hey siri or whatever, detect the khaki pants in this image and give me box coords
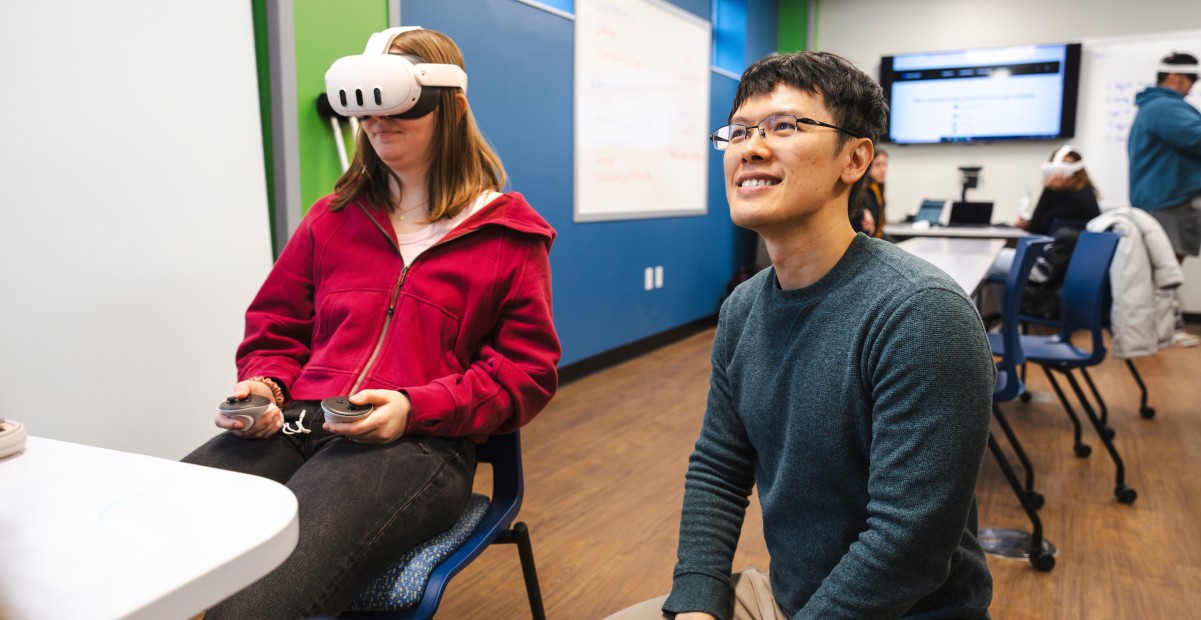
[605,569,786,620]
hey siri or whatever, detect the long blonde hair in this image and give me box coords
[330,28,507,220]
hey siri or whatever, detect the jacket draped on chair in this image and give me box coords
[1086,207,1183,358]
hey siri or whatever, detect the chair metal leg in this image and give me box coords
[1062,370,1138,504]
[1125,358,1156,419]
[981,434,1056,571]
[496,522,546,620]
[992,404,1042,508]
[1040,365,1091,457]
[1078,368,1115,439]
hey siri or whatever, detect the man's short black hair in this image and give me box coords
[730,51,889,208]
[1158,51,1199,84]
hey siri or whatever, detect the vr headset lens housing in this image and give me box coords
[1041,145,1084,181]
[324,28,467,120]
[1041,161,1085,180]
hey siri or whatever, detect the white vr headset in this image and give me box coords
[1157,62,1200,75]
[325,26,467,119]
[1041,144,1085,180]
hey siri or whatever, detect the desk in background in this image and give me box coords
[897,237,1006,295]
[886,223,1028,241]
[0,436,298,620]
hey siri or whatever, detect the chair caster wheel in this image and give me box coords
[1025,492,1045,510]
[1074,443,1092,458]
[1020,392,1032,403]
[1101,426,1116,440]
[1115,485,1138,504]
[1030,551,1055,572]
[1140,406,1156,419]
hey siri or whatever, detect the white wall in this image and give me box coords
[0,0,273,459]
[815,0,1201,310]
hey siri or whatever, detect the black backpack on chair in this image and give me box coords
[1020,228,1081,321]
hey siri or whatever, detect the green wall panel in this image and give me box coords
[294,0,388,213]
[778,0,807,52]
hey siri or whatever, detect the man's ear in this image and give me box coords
[842,138,874,185]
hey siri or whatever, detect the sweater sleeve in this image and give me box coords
[797,287,995,619]
[663,301,758,618]
[402,235,560,437]
[235,212,318,392]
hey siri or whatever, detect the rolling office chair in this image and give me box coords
[1003,232,1137,504]
[341,431,546,620]
[1018,224,1157,422]
[981,235,1056,572]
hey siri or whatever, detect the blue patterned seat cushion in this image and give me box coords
[349,493,492,611]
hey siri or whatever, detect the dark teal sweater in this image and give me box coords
[666,234,994,619]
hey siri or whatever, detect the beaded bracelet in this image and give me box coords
[249,376,286,407]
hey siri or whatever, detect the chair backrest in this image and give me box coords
[995,235,1052,402]
[1057,231,1121,362]
[1001,236,1055,366]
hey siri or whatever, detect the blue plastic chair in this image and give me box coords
[1016,226,1157,421]
[341,431,546,619]
[983,235,1056,572]
[1002,232,1137,504]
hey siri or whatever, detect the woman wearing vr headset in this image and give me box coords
[183,27,560,618]
[1015,145,1101,235]
[987,146,1101,283]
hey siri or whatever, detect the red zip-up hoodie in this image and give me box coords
[236,191,560,440]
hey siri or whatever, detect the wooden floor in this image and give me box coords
[435,326,1201,620]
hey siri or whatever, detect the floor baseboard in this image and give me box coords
[559,315,718,385]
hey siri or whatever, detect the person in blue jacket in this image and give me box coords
[1128,51,1201,348]
[1128,51,1201,264]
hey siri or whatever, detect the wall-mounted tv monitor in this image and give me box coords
[880,42,1081,144]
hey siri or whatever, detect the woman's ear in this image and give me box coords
[454,92,467,119]
[842,138,874,185]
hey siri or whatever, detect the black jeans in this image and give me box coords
[182,400,476,619]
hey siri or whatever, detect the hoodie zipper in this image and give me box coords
[350,264,408,394]
[349,201,484,394]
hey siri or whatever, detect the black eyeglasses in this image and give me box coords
[710,114,863,151]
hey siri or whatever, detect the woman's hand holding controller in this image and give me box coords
[323,390,412,444]
[216,380,284,439]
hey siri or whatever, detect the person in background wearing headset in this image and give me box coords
[182,27,560,618]
[851,147,888,237]
[609,50,994,620]
[984,145,1101,292]
[1128,51,1201,347]
[1016,145,1101,235]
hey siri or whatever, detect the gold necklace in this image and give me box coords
[394,203,427,222]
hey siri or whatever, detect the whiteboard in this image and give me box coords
[574,0,711,222]
[1074,31,1201,208]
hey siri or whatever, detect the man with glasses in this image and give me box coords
[608,51,994,620]
[1128,52,1201,347]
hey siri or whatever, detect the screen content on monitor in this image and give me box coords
[881,43,1080,144]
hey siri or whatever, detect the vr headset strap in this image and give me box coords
[363,26,424,55]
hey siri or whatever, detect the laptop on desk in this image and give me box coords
[913,199,946,226]
[948,201,994,227]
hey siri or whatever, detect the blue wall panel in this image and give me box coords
[404,0,768,366]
